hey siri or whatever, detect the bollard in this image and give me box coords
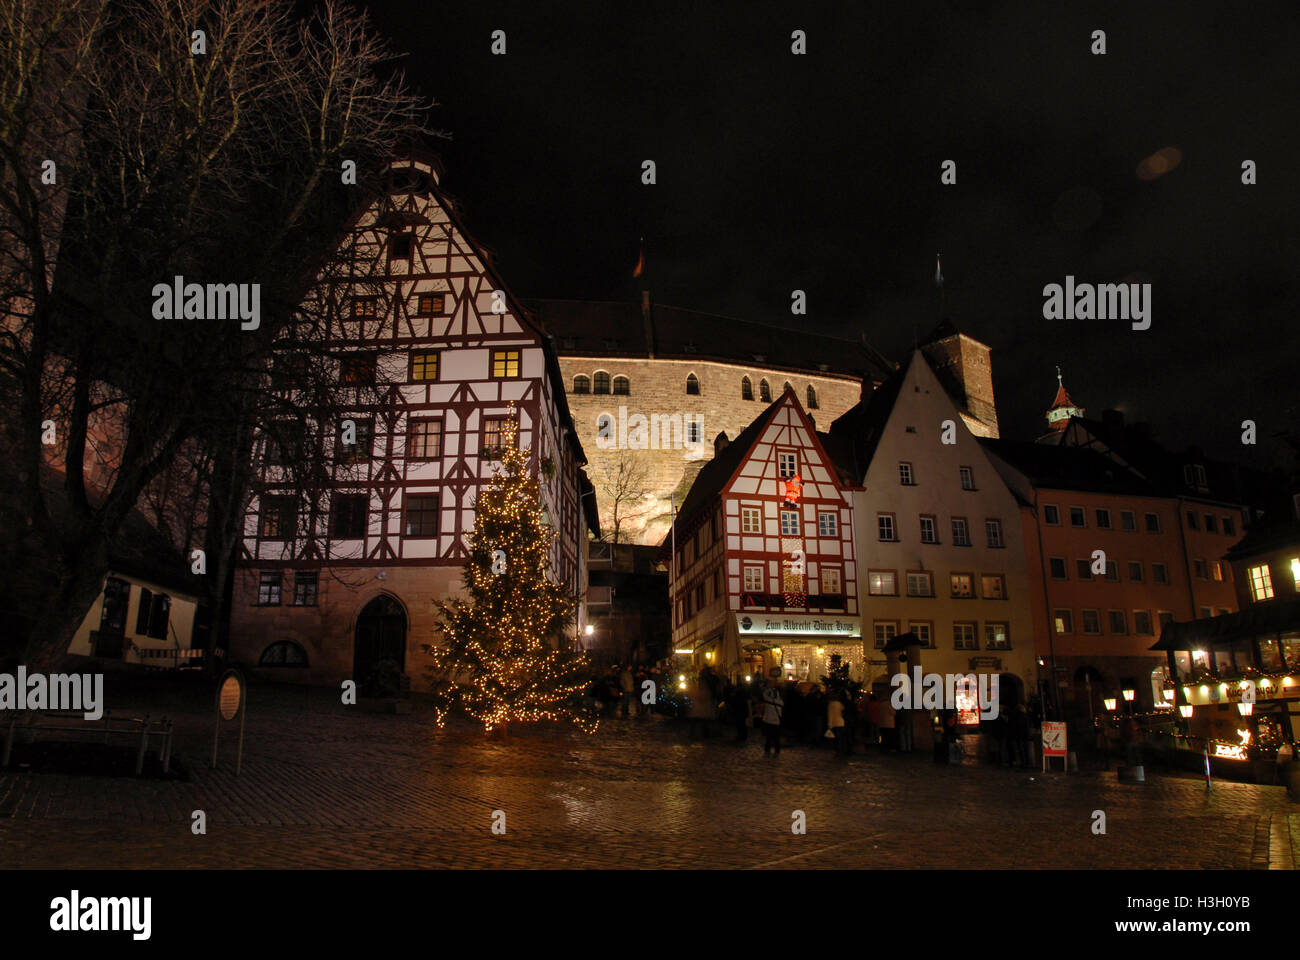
[1067,750,1078,773]
[135,714,150,776]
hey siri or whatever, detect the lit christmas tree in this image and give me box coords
[424,410,597,733]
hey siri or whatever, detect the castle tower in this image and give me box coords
[918,320,1000,438]
[1042,366,1085,438]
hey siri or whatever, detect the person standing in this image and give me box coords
[828,692,848,755]
[619,664,635,718]
[761,669,784,756]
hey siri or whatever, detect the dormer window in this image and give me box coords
[1183,463,1208,490]
[390,232,414,260]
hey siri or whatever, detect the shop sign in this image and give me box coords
[736,614,860,638]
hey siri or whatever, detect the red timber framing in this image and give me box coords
[240,153,591,597]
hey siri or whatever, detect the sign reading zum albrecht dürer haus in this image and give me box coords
[736,614,861,638]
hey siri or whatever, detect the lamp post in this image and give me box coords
[1122,687,1136,716]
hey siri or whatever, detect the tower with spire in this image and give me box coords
[1041,366,1085,441]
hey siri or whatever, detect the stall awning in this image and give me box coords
[1150,599,1300,651]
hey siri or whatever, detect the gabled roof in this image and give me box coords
[1223,515,1300,562]
[825,354,911,483]
[666,393,789,540]
[526,297,892,382]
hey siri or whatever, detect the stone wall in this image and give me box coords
[558,355,863,546]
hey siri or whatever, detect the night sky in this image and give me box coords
[362,0,1298,463]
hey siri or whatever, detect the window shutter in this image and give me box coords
[149,594,171,639]
[135,588,153,635]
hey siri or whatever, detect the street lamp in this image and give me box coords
[1179,704,1194,718]
[1103,697,1118,712]
[1237,702,1254,716]
[1122,687,1135,715]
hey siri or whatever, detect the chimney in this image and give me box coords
[714,432,730,456]
[641,290,655,358]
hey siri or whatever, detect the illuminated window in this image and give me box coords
[1249,564,1274,601]
[1053,610,1073,634]
[350,298,378,319]
[416,293,444,315]
[981,574,1006,599]
[259,496,297,539]
[483,417,511,453]
[339,353,376,384]
[491,350,521,378]
[821,568,841,595]
[1212,561,1224,582]
[743,566,764,592]
[741,507,762,534]
[408,418,442,459]
[868,571,897,596]
[950,573,974,598]
[984,622,1010,650]
[1292,558,1300,591]
[410,351,439,382]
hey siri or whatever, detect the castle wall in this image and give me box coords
[557,356,862,546]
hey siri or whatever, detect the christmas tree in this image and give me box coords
[424,410,597,733]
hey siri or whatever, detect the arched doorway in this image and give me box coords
[354,595,407,685]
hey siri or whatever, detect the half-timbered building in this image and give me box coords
[229,155,598,690]
[666,388,861,681]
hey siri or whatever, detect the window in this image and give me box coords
[1224,516,1236,536]
[694,583,705,611]
[868,570,897,596]
[908,622,933,648]
[408,418,442,460]
[744,566,764,593]
[404,493,439,537]
[783,381,793,396]
[350,297,378,319]
[592,371,611,394]
[821,568,841,595]
[491,349,521,379]
[1211,561,1224,582]
[483,417,512,453]
[985,519,1003,548]
[293,572,318,606]
[410,351,439,382]
[340,352,376,384]
[1053,610,1073,634]
[807,385,819,410]
[337,418,373,465]
[952,517,970,546]
[1204,514,1217,533]
[778,452,798,479]
[330,493,368,539]
[899,462,915,485]
[257,573,281,606]
[685,373,699,395]
[959,466,975,490]
[612,376,630,396]
[98,578,130,636]
[1152,562,1169,584]
[1199,606,1213,619]
[1043,504,1060,525]
[134,588,171,638]
[907,571,933,597]
[984,622,1010,649]
[741,507,762,534]
[1157,611,1175,628]
[780,510,800,536]
[1133,610,1153,635]
[1069,507,1086,527]
[953,622,977,650]
[919,515,937,544]
[259,495,297,539]
[416,293,444,315]
[1248,564,1274,601]
[1075,559,1093,580]
[1193,559,1207,579]
[1096,508,1111,529]
[1104,561,1119,582]
[685,421,701,445]
[1108,610,1128,634]
[1186,511,1199,530]
[874,621,898,648]
[259,640,309,666]
[573,375,590,394]
[1184,463,1208,489]
[980,574,1006,599]
[1144,512,1160,532]
[950,573,974,598]
[1293,558,1300,591]
[759,379,771,402]
[1081,609,1101,634]
[1120,510,1137,531]
[1049,557,1067,579]
[389,232,413,260]
[878,514,896,541]
[1127,561,1144,582]
[741,377,753,400]
[818,512,838,537]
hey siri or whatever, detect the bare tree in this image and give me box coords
[594,449,652,558]
[0,0,432,667]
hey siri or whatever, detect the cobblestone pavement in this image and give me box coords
[0,684,1295,869]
